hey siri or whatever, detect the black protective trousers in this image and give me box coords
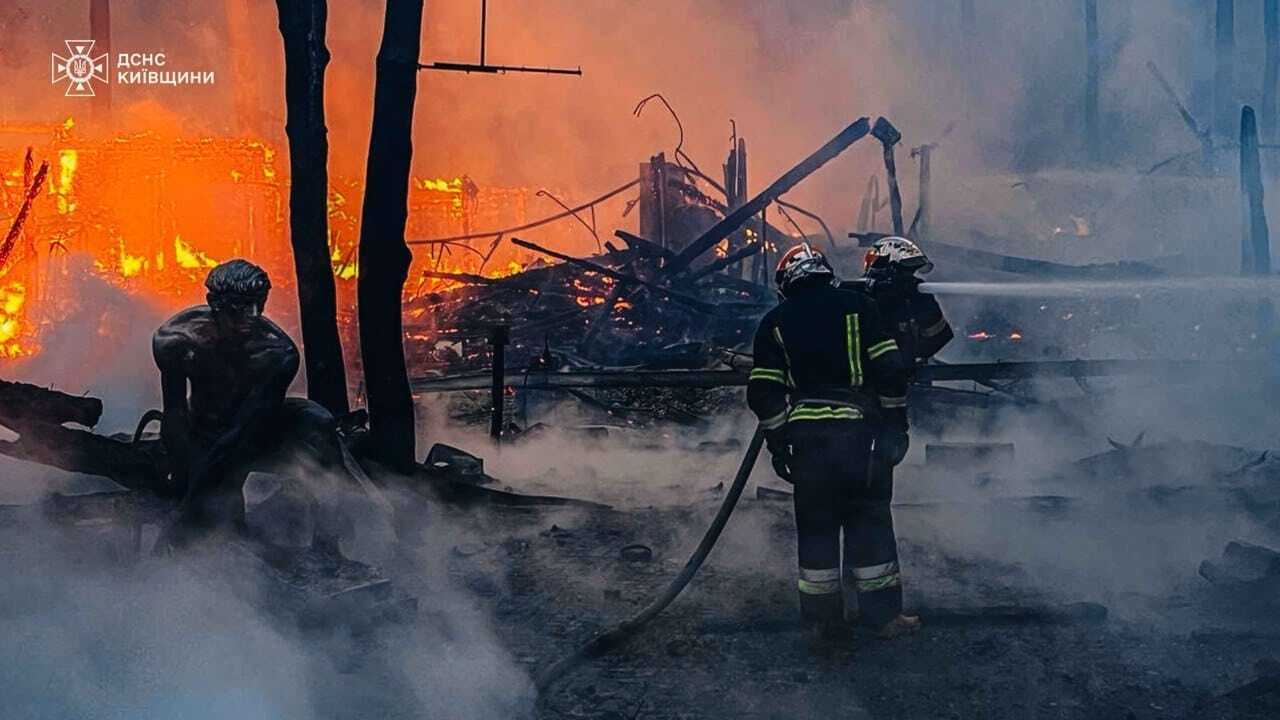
[789,421,903,627]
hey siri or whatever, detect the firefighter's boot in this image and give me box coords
[876,613,922,640]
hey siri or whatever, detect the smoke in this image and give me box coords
[8,254,165,433]
[4,2,1280,710]
[0,473,535,719]
[0,2,1223,225]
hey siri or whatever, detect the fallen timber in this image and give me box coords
[0,378,608,511]
[662,117,871,277]
[509,237,718,313]
[410,359,1213,393]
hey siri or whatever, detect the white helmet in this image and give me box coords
[863,236,933,275]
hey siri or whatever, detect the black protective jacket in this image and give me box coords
[842,275,953,368]
[747,282,910,433]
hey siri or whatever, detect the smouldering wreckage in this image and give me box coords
[3,112,1280,703]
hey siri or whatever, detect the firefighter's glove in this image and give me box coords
[869,272,921,299]
[876,429,910,467]
[765,429,794,483]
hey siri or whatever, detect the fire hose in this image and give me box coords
[534,426,765,694]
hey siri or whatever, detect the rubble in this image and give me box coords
[1200,541,1280,589]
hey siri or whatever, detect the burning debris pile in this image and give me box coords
[399,118,876,382]
[404,234,772,374]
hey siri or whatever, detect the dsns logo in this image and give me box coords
[51,40,109,97]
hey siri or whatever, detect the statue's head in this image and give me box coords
[205,259,271,333]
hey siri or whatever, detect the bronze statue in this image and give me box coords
[152,259,344,550]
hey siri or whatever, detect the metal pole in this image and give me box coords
[480,0,487,67]
[489,325,508,440]
[759,203,769,284]
[1084,0,1100,163]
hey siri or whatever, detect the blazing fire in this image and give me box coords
[0,118,576,362]
[0,282,32,358]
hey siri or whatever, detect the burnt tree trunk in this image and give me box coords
[1216,0,1236,140]
[276,0,350,418]
[1266,0,1279,141]
[1083,0,1100,164]
[357,0,423,471]
[1240,106,1271,274]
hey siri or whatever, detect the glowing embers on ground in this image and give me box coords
[966,328,1023,342]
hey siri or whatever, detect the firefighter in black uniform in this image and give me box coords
[846,236,953,370]
[747,243,921,641]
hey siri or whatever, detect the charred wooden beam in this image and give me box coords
[0,162,48,268]
[1146,61,1214,168]
[687,243,762,282]
[0,380,169,492]
[509,237,717,313]
[0,379,103,428]
[871,117,905,236]
[661,118,870,277]
[0,425,171,496]
[613,230,674,261]
[909,144,934,240]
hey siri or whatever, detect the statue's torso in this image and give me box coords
[154,306,299,434]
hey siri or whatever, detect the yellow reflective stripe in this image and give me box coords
[855,573,902,592]
[788,407,863,421]
[867,339,898,360]
[749,367,787,384]
[783,407,865,417]
[798,578,841,595]
[846,313,862,387]
[800,568,841,582]
[759,410,788,430]
[772,326,795,387]
[851,560,899,580]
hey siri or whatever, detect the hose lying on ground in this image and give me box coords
[534,427,766,693]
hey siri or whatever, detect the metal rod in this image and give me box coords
[411,360,1216,394]
[421,61,582,75]
[759,203,769,284]
[480,0,487,67]
[489,325,509,440]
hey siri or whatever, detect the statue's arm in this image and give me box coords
[193,343,299,482]
[152,329,194,484]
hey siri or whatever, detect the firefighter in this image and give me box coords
[747,243,921,641]
[848,236,953,369]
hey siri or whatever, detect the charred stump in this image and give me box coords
[1240,106,1270,275]
[357,0,423,471]
[1266,0,1279,141]
[1215,0,1236,140]
[1083,0,1100,163]
[276,0,350,417]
